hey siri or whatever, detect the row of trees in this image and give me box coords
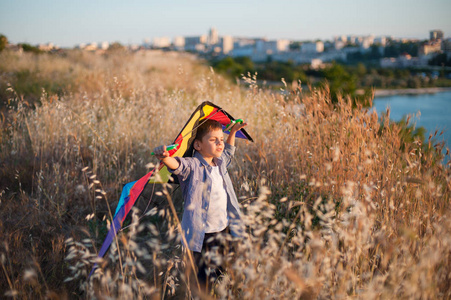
[0,33,45,54]
[211,56,310,83]
[211,56,451,102]
[429,53,451,67]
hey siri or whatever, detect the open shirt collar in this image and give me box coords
[193,151,223,169]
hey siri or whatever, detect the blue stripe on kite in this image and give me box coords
[114,181,137,217]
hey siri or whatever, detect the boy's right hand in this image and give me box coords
[153,145,170,160]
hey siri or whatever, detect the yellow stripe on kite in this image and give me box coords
[172,109,201,158]
[199,104,214,121]
[148,166,172,184]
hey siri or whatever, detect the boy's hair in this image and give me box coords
[194,119,223,141]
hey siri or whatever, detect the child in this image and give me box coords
[153,119,247,288]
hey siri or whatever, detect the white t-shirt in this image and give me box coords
[205,166,229,233]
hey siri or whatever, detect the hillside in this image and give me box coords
[1,49,450,299]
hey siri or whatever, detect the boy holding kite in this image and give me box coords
[153,119,248,289]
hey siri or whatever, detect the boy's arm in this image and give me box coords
[226,121,248,146]
[153,145,180,170]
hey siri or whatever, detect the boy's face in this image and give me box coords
[194,128,224,159]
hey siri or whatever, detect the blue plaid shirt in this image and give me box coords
[169,143,243,252]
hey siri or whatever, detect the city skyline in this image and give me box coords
[1,0,451,48]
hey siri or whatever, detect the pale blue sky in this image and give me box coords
[1,0,450,47]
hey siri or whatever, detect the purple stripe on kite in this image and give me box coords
[89,205,126,277]
[223,129,247,140]
[236,130,247,139]
[222,124,248,140]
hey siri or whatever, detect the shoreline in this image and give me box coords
[374,87,451,97]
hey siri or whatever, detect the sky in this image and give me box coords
[1,0,451,48]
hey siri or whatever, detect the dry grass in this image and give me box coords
[1,49,450,299]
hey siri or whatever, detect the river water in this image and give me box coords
[373,91,451,152]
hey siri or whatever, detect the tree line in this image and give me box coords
[210,56,451,103]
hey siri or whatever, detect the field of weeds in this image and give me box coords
[1,49,451,299]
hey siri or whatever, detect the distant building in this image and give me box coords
[6,43,23,53]
[359,35,374,49]
[230,38,255,57]
[193,44,206,52]
[443,38,451,54]
[380,57,397,68]
[153,37,171,48]
[212,46,222,54]
[173,36,185,49]
[334,40,346,50]
[38,43,57,51]
[347,35,359,44]
[318,50,347,62]
[229,38,290,60]
[100,41,109,50]
[185,36,205,46]
[271,51,299,63]
[374,36,387,46]
[276,39,290,52]
[208,27,219,45]
[334,35,347,43]
[84,42,98,51]
[185,35,207,51]
[230,45,254,57]
[255,39,274,54]
[221,35,234,54]
[301,41,324,54]
[419,40,442,55]
[380,54,428,68]
[234,38,255,48]
[311,58,324,69]
[430,30,444,41]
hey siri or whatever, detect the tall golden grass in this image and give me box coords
[1,49,450,299]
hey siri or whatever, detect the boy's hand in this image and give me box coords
[153,145,170,160]
[153,145,180,170]
[229,121,248,134]
[226,120,248,147]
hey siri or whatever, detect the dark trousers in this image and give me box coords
[192,227,230,288]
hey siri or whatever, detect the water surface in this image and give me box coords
[373,91,451,150]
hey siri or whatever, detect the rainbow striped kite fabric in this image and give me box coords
[90,101,253,276]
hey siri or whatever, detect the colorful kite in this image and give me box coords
[90,101,253,276]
